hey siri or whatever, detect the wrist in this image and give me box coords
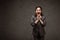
[35,20,38,24]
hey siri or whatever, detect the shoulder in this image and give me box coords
[31,15,35,18]
[43,16,46,18]
[31,15,36,20]
[42,15,46,20]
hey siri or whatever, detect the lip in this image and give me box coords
[37,13,40,14]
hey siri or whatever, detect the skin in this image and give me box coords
[34,7,44,24]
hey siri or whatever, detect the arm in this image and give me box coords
[40,19,44,24]
[31,15,39,27]
[40,16,46,27]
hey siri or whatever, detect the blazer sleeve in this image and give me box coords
[30,15,36,27]
[41,16,47,27]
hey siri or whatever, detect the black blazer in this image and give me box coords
[31,15,46,36]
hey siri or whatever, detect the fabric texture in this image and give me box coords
[31,15,46,40]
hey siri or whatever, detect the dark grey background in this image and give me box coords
[0,0,60,40]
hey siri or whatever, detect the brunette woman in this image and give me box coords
[31,6,46,40]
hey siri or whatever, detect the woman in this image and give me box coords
[31,6,46,40]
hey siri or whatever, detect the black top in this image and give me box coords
[31,15,46,27]
[31,15,46,36]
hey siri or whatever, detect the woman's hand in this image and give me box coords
[37,14,42,20]
[34,14,41,24]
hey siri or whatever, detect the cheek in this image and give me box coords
[40,11,41,13]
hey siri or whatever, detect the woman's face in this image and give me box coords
[35,7,42,15]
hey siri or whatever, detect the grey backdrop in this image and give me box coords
[0,0,60,40]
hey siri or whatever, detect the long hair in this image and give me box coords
[34,6,43,17]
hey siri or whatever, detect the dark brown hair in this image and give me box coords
[35,6,43,17]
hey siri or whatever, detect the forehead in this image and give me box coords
[36,7,41,10]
